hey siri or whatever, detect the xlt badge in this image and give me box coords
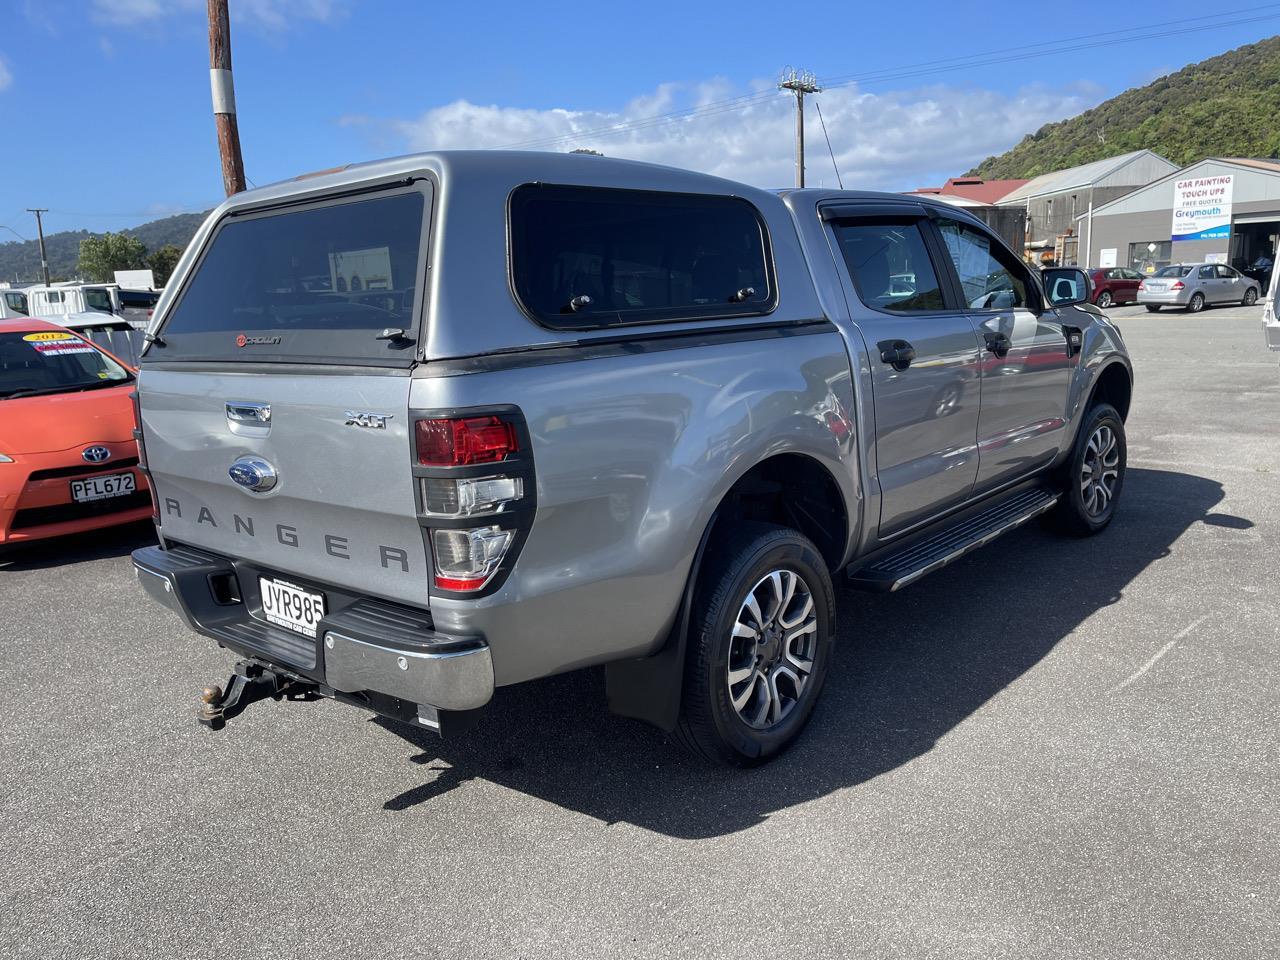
[344,411,392,429]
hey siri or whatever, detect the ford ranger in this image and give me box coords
[131,151,1132,766]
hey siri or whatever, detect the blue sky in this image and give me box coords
[1,0,1277,239]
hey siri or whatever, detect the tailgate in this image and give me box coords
[140,368,428,606]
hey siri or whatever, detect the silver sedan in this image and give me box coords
[1138,263,1260,313]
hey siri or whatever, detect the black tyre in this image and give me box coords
[675,524,835,766]
[1145,304,1161,313]
[1187,292,1205,313]
[1243,287,1259,306]
[1097,290,1113,308]
[1047,402,1126,536]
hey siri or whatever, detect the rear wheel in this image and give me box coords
[1145,304,1161,313]
[1243,287,1259,306]
[1187,292,1205,313]
[1097,290,1113,308]
[676,524,835,766]
[1047,403,1126,536]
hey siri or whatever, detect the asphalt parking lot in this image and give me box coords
[2,304,1277,960]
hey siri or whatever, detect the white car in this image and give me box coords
[1265,273,1280,351]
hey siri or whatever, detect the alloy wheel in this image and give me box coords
[726,569,818,729]
[1098,291,1112,308]
[1188,293,1204,313]
[1080,424,1120,517]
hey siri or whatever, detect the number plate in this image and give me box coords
[259,577,327,638]
[70,472,136,503]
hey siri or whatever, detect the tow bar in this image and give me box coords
[197,660,320,731]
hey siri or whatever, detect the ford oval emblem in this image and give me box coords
[228,456,278,493]
[82,445,111,464]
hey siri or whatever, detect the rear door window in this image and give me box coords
[154,187,429,364]
[509,184,774,328]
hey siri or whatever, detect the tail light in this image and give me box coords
[1137,280,1145,291]
[1171,281,1185,290]
[412,410,534,595]
[416,416,517,466]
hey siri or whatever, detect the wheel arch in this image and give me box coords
[604,451,849,731]
[1088,360,1132,422]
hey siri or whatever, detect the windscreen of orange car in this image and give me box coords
[0,331,132,400]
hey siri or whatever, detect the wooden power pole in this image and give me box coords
[779,68,822,189]
[26,208,50,286]
[208,0,247,196]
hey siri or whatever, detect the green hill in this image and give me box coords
[968,35,1280,179]
[0,210,208,285]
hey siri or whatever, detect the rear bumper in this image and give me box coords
[1137,289,1191,305]
[132,543,493,711]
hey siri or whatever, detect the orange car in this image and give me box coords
[0,318,151,545]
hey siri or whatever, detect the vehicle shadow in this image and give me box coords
[372,468,1240,838]
[0,521,156,572]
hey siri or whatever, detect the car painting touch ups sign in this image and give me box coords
[1171,175,1233,243]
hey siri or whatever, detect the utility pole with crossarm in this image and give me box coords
[779,68,822,189]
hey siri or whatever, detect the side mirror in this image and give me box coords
[1041,267,1092,307]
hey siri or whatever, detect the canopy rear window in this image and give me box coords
[152,188,428,364]
[509,184,774,329]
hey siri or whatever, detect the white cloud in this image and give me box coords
[0,57,10,92]
[90,0,343,28]
[354,79,1097,191]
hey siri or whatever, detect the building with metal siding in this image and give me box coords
[1079,158,1280,287]
[996,150,1179,264]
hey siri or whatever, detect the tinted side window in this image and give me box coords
[84,288,114,313]
[936,219,1028,310]
[1198,265,1215,280]
[4,292,27,315]
[1215,265,1236,279]
[510,185,772,328]
[831,219,946,313]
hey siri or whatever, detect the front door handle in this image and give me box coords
[877,339,917,371]
[984,331,1011,358]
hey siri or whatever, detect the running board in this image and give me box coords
[847,488,1059,592]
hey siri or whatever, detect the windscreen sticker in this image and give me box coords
[28,338,97,356]
[22,331,77,342]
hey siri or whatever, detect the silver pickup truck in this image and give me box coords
[131,151,1132,766]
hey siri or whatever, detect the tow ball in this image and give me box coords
[198,660,320,730]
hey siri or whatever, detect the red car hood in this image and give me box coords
[0,383,137,455]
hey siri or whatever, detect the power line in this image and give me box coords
[494,6,1280,151]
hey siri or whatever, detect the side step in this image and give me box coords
[847,487,1059,592]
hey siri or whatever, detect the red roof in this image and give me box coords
[909,177,1029,205]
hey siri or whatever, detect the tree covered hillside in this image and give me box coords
[0,211,207,284]
[968,35,1280,179]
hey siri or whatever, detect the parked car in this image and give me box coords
[0,318,151,546]
[0,288,29,319]
[1264,257,1280,352]
[1088,267,1143,308]
[130,151,1132,766]
[1138,263,1260,312]
[54,312,144,366]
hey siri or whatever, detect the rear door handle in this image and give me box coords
[984,331,1011,358]
[877,339,917,371]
